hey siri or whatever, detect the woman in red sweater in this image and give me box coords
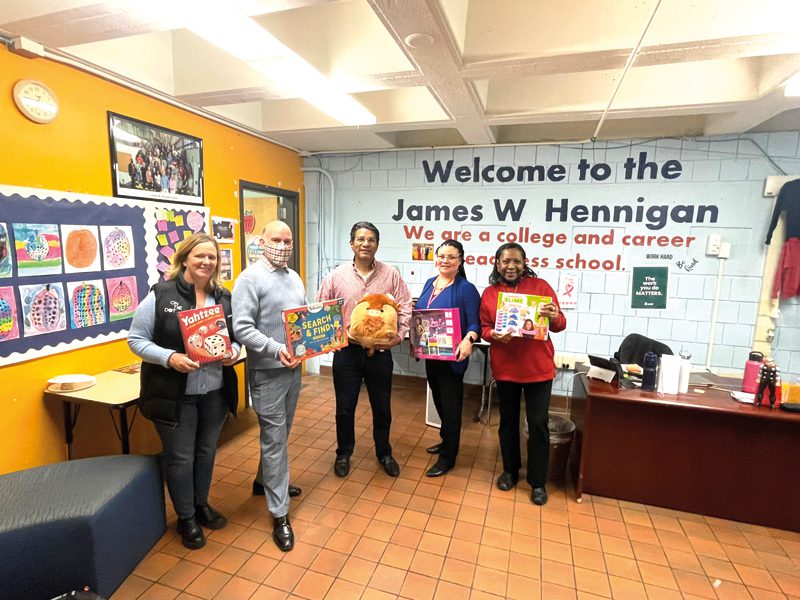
[480,243,566,505]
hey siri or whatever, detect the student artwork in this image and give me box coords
[154,208,207,279]
[0,286,20,342]
[12,223,62,276]
[243,210,255,235]
[211,216,235,243]
[61,224,102,273]
[0,223,12,278]
[67,280,107,329]
[20,282,66,337]
[100,225,135,270]
[246,236,262,264]
[106,276,139,321]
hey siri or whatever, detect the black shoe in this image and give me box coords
[531,486,548,506]
[379,455,400,477]
[177,516,206,549]
[426,443,443,454]
[273,515,294,552]
[334,455,350,478]
[195,504,227,530]
[425,461,452,478]
[252,480,265,496]
[288,484,302,498]
[496,472,518,491]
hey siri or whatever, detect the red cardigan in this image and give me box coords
[479,276,566,383]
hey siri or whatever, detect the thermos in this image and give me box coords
[642,351,657,391]
[678,350,692,394]
[742,351,764,393]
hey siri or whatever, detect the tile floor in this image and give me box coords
[113,374,800,600]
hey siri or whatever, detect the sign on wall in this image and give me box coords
[630,266,669,309]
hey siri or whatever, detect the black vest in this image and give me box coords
[138,274,238,426]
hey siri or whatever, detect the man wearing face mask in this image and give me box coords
[232,220,305,552]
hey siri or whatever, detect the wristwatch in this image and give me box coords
[466,333,479,343]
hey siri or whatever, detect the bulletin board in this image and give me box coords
[0,185,208,366]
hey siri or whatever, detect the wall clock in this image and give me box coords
[12,79,59,124]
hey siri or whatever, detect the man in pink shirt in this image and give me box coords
[317,221,412,478]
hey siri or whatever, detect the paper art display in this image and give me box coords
[13,223,62,276]
[67,280,107,329]
[100,225,135,270]
[410,308,462,360]
[0,223,12,278]
[106,276,139,321]
[154,208,207,279]
[61,225,102,273]
[0,286,20,341]
[283,299,347,360]
[20,282,66,337]
[494,292,551,340]
[178,304,233,363]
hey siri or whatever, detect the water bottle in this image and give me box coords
[642,351,657,391]
[678,350,692,394]
[742,351,764,393]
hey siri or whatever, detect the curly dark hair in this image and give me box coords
[488,242,537,285]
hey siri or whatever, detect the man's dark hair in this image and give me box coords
[350,221,380,243]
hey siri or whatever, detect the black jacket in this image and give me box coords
[138,274,238,427]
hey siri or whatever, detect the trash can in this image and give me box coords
[547,414,576,481]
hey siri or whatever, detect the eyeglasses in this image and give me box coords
[437,254,460,262]
[354,237,378,244]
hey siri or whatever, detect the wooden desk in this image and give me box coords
[44,369,141,458]
[571,373,800,532]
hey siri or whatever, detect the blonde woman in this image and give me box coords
[129,233,240,549]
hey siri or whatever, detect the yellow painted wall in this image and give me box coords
[0,47,304,474]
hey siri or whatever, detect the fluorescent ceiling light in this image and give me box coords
[137,0,376,126]
[785,72,800,97]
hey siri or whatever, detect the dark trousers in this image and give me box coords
[426,360,464,467]
[332,345,394,458]
[496,379,552,487]
[153,389,228,519]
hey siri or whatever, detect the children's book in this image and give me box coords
[494,293,550,340]
[410,308,462,361]
[283,298,347,360]
[177,304,233,362]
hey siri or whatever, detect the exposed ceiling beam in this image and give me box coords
[368,0,494,145]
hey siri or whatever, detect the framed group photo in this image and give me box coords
[108,112,204,205]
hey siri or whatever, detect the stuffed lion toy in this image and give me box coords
[349,293,400,355]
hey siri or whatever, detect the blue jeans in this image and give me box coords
[332,345,394,459]
[154,389,228,519]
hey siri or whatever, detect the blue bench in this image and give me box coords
[0,454,166,600]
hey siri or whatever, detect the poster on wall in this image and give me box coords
[219,249,232,281]
[212,216,236,244]
[0,184,209,366]
[631,266,669,309]
[108,112,204,205]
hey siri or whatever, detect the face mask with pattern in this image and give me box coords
[263,240,293,268]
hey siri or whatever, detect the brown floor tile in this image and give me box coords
[293,570,334,600]
[134,551,180,581]
[215,575,260,600]
[399,571,437,600]
[368,563,406,594]
[184,567,231,598]
[432,580,471,600]
[323,578,364,600]
[573,565,611,596]
[338,556,377,586]
[309,549,349,577]
[159,560,206,590]
[236,554,279,584]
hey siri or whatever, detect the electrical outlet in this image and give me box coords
[705,234,721,256]
[718,242,731,259]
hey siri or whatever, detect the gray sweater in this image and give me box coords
[232,261,307,370]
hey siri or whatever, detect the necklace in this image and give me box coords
[427,276,453,308]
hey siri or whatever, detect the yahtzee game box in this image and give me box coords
[177,304,233,362]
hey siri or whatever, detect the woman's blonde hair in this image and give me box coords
[166,233,221,292]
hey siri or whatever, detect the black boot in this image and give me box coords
[195,504,227,530]
[177,516,205,549]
